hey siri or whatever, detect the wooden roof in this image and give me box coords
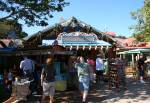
[23,17,116,46]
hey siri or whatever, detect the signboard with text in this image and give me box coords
[60,32,98,44]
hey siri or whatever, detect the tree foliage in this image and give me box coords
[130,0,150,42]
[0,0,69,26]
[0,20,28,38]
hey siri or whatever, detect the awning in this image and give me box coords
[42,39,111,50]
[42,31,112,50]
[126,49,150,54]
[61,40,111,46]
[117,49,150,55]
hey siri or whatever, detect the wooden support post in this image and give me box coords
[132,54,135,68]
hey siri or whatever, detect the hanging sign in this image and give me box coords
[60,32,98,44]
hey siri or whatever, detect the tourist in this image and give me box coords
[103,59,109,75]
[137,54,146,83]
[41,57,55,103]
[20,56,35,79]
[87,58,95,83]
[75,56,91,103]
[68,56,78,89]
[145,56,150,77]
[96,54,104,83]
[116,57,127,90]
[20,56,37,95]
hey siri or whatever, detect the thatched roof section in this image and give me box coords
[24,17,116,46]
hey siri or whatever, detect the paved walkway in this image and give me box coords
[27,77,150,103]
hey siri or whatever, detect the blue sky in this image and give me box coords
[22,0,144,37]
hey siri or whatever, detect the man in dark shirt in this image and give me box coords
[137,55,146,83]
[41,57,55,103]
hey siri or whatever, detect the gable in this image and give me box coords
[24,17,116,46]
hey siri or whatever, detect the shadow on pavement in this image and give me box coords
[27,78,150,103]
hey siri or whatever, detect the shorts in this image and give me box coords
[43,82,55,96]
[79,76,90,92]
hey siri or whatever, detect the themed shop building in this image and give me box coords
[22,17,116,89]
[24,17,116,57]
[0,17,117,90]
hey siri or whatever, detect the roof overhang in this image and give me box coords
[24,17,116,45]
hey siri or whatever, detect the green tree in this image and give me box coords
[0,20,28,38]
[130,0,150,42]
[0,0,69,39]
[0,0,69,26]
